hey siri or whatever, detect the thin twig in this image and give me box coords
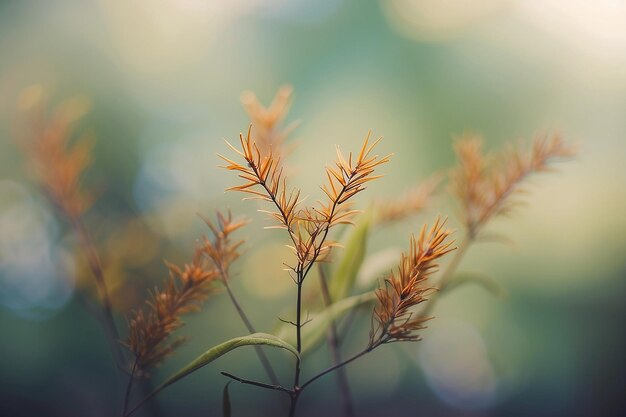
[301,338,384,391]
[289,164,349,417]
[221,372,293,395]
[121,360,137,417]
[223,280,280,385]
[71,216,125,369]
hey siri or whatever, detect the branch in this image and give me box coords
[221,372,293,395]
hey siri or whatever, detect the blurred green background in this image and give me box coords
[1,0,625,416]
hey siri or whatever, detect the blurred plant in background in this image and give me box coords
[7,84,575,417]
[1,1,625,417]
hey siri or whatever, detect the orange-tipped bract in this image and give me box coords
[372,217,455,343]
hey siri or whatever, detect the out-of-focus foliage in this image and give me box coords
[0,1,625,417]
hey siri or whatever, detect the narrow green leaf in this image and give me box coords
[275,292,376,355]
[328,214,371,301]
[355,247,402,290]
[139,333,297,408]
[222,382,232,417]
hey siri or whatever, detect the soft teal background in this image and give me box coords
[1,1,625,416]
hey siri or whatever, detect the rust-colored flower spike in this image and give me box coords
[319,131,391,227]
[220,126,302,231]
[15,86,95,219]
[372,217,455,343]
[199,210,249,281]
[123,244,219,374]
[220,127,389,277]
[374,174,441,225]
[452,134,575,237]
[240,85,298,158]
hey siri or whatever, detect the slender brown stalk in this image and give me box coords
[223,280,280,384]
[71,216,125,368]
[292,280,304,403]
[200,211,280,385]
[221,372,293,395]
[301,338,384,391]
[318,265,354,417]
[121,359,138,417]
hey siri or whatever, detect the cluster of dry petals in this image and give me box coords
[373,217,455,343]
[452,134,575,236]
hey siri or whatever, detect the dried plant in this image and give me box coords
[415,133,577,321]
[123,245,219,374]
[372,218,455,343]
[14,86,123,367]
[14,85,576,417]
[220,127,390,275]
[15,88,95,219]
[200,211,280,385]
[200,210,248,283]
[240,84,298,158]
[452,134,575,238]
[219,122,391,415]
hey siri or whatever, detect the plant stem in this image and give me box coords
[221,372,293,395]
[141,377,165,417]
[287,276,304,417]
[223,280,280,385]
[294,278,303,386]
[285,233,473,415]
[70,216,125,370]
[318,265,354,417]
[301,339,383,391]
[288,394,298,417]
[288,187,346,417]
[286,336,385,417]
[121,360,137,417]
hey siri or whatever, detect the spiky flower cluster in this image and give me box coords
[240,84,298,159]
[200,210,249,281]
[220,127,390,281]
[452,134,575,237]
[372,218,455,343]
[124,246,218,373]
[15,88,95,219]
[124,212,247,374]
